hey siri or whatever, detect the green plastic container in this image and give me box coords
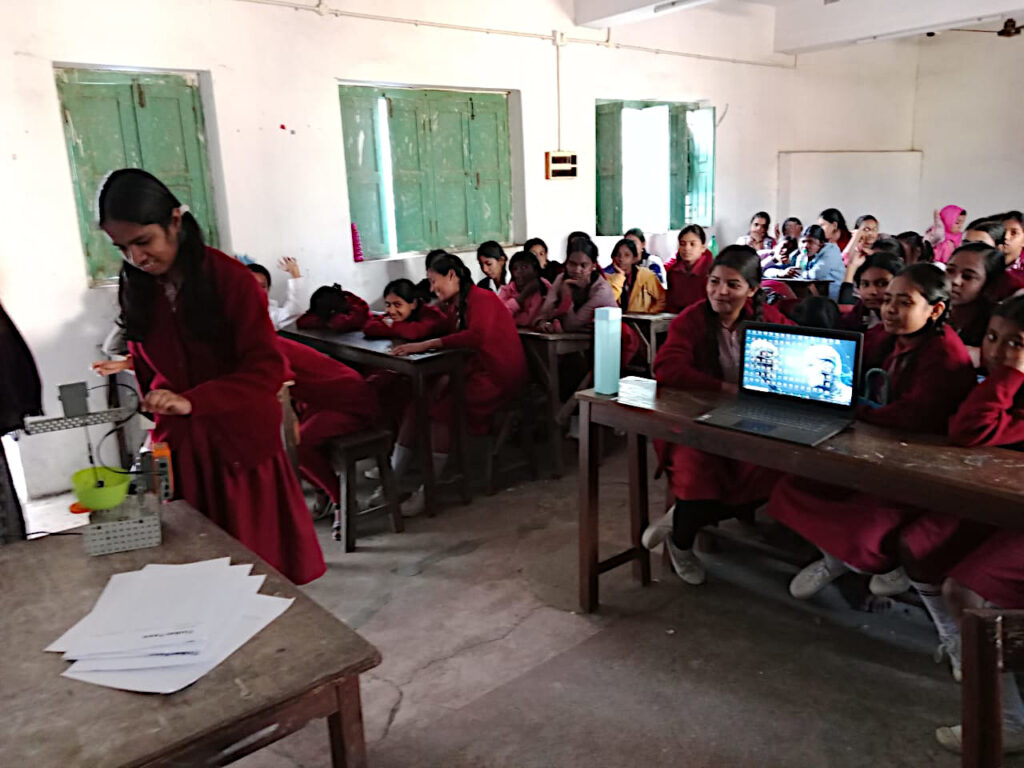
[72,467,131,510]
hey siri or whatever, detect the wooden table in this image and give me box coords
[771,278,832,299]
[623,312,677,372]
[280,325,470,514]
[577,377,1024,613]
[518,329,592,477]
[0,500,380,768]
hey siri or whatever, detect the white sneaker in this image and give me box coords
[934,638,962,683]
[935,723,1024,754]
[666,539,706,586]
[869,567,910,597]
[400,486,425,518]
[641,511,674,551]
[364,466,381,481]
[790,558,845,600]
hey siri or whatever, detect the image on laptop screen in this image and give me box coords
[741,326,858,406]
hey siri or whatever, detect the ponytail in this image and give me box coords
[428,253,473,329]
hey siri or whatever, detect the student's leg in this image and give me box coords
[297,411,360,505]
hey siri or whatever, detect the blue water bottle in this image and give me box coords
[594,307,622,396]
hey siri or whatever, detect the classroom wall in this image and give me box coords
[0,0,921,497]
[912,30,1024,225]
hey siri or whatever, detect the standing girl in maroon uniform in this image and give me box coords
[100,169,324,584]
[768,264,975,608]
[642,245,793,586]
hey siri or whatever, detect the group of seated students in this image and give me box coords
[633,203,1024,756]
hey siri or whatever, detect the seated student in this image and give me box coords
[641,245,793,586]
[246,257,309,330]
[665,224,713,313]
[1002,210,1024,273]
[525,236,564,283]
[966,215,1024,299]
[896,231,936,265]
[536,239,616,333]
[625,227,666,286]
[836,251,904,332]
[276,337,379,508]
[774,225,845,301]
[962,217,1005,249]
[363,278,452,340]
[604,238,667,314]
[391,254,526,502]
[841,214,880,265]
[761,237,798,272]
[818,208,853,253]
[926,204,966,264]
[735,211,775,252]
[296,283,369,332]
[946,243,1007,363]
[790,295,840,329]
[498,250,563,327]
[771,216,803,243]
[767,264,976,604]
[476,241,509,294]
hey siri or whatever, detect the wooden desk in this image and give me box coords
[0,501,380,768]
[280,325,470,514]
[577,377,1024,613]
[771,278,832,299]
[961,609,1024,768]
[518,329,592,477]
[623,312,677,371]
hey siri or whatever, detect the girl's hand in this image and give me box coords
[784,267,801,278]
[143,389,192,416]
[277,257,302,279]
[392,341,430,356]
[537,321,556,334]
[771,222,781,240]
[92,358,133,376]
[382,316,395,327]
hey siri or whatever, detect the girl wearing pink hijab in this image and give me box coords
[926,204,967,264]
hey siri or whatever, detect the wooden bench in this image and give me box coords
[328,428,403,552]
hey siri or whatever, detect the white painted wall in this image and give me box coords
[0,0,920,496]
[912,30,1024,225]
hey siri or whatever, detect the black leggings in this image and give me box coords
[671,499,761,550]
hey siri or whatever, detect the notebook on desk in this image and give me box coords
[697,322,863,446]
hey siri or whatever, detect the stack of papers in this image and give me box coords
[47,558,293,694]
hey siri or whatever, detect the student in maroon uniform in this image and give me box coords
[363,279,452,340]
[665,224,714,313]
[498,250,559,328]
[837,251,904,332]
[641,245,793,586]
[932,295,1024,755]
[296,283,369,332]
[946,243,1007,363]
[767,264,975,608]
[99,168,325,584]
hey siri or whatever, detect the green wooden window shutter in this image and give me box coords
[466,93,511,244]
[668,105,691,231]
[339,86,390,257]
[685,106,716,228]
[426,91,473,250]
[595,102,623,236]
[56,69,218,284]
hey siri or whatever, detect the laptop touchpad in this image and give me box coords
[735,419,777,434]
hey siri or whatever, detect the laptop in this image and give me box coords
[696,322,863,447]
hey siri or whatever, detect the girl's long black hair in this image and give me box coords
[874,263,952,374]
[896,231,935,264]
[702,245,765,379]
[99,168,221,343]
[819,207,850,240]
[383,278,424,321]
[428,253,473,329]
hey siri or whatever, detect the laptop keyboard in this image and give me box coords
[726,403,835,431]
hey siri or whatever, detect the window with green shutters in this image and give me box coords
[56,68,218,285]
[595,100,715,235]
[339,85,512,259]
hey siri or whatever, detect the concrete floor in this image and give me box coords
[206,442,977,768]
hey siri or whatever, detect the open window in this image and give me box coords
[595,100,715,236]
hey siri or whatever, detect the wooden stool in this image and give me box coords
[327,428,403,552]
[480,396,540,495]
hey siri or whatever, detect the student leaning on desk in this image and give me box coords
[95,168,325,585]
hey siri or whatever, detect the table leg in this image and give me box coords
[412,372,437,518]
[327,676,368,768]
[627,432,651,586]
[548,344,564,478]
[646,327,656,371]
[450,359,471,504]
[578,400,600,612]
[961,612,1002,768]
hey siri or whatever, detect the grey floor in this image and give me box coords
[213,442,978,768]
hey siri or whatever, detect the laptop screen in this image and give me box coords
[740,324,861,409]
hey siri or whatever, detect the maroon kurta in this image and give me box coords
[278,337,379,505]
[766,324,976,573]
[434,285,528,434]
[362,304,453,341]
[664,251,713,314]
[129,248,325,584]
[653,300,792,503]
